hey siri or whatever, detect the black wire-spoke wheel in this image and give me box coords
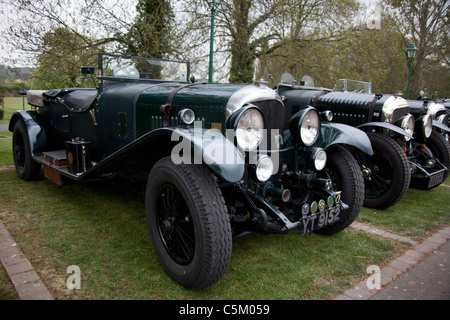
[12,120,41,181]
[156,184,195,265]
[146,157,232,290]
[353,132,410,210]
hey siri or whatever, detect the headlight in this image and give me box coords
[422,114,432,138]
[289,107,321,147]
[400,114,415,141]
[255,156,274,182]
[311,148,327,171]
[300,109,320,146]
[235,107,264,151]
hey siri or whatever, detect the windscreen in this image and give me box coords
[100,54,189,82]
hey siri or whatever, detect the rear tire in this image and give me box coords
[353,132,410,210]
[145,157,232,290]
[12,120,41,181]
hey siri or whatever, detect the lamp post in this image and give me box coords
[208,0,221,84]
[406,43,418,99]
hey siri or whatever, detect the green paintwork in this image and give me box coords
[318,123,373,155]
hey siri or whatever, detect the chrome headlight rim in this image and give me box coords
[300,108,320,146]
[422,114,433,138]
[233,105,265,152]
[321,110,333,122]
[178,108,195,125]
[400,114,415,141]
[289,106,321,147]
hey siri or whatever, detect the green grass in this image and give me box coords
[0,169,403,300]
[0,131,12,165]
[358,180,450,240]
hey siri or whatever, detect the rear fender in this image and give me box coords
[318,122,373,155]
[357,122,413,140]
[9,110,49,157]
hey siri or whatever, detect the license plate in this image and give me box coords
[428,171,444,188]
[298,206,340,236]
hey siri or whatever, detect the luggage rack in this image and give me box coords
[38,140,92,186]
[37,150,74,186]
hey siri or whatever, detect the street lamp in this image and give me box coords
[406,43,418,99]
[208,0,221,84]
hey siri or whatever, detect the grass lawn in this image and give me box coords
[0,96,448,300]
[0,168,406,300]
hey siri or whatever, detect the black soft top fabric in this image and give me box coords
[43,88,98,111]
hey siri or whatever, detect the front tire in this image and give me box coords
[145,157,232,290]
[315,144,364,235]
[353,132,410,210]
[411,130,450,189]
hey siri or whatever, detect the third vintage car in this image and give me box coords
[10,53,373,289]
[275,74,450,210]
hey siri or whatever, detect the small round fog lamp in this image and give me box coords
[255,156,274,182]
[179,109,195,125]
[312,148,327,171]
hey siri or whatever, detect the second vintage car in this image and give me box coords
[276,74,450,210]
[10,53,373,289]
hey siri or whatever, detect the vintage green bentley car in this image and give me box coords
[276,74,450,210]
[9,53,373,289]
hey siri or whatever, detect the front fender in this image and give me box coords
[9,110,49,157]
[432,120,450,133]
[83,126,245,183]
[317,122,373,156]
[170,126,245,182]
[357,122,413,140]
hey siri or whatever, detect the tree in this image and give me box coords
[115,0,173,58]
[1,0,134,66]
[175,0,361,83]
[29,28,99,89]
[2,0,176,87]
[386,0,450,98]
[257,0,364,88]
